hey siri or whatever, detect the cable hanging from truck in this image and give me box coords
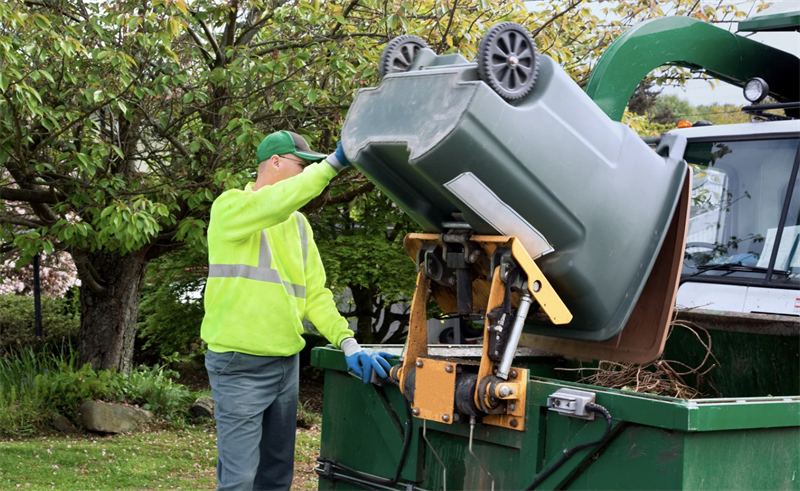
[526,403,614,490]
[316,394,414,490]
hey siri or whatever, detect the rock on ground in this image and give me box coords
[80,401,154,434]
[191,397,214,419]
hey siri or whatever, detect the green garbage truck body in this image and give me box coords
[313,346,800,491]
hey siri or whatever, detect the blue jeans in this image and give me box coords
[206,350,299,491]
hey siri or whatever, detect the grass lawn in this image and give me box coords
[0,422,322,490]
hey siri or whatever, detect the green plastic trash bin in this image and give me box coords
[342,46,688,342]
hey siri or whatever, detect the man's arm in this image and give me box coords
[302,217,355,348]
[213,161,337,243]
[302,217,392,383]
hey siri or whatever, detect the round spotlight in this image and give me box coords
[743,77,769,103]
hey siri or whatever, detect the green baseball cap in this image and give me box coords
[256,130,327,164]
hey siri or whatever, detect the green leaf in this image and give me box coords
[235,132,251,145]
[225,118,240,131]
[38,69,55,83]
[189,141,201,153]
[93,90,104,103]
[32,13,51,28]
[183,92,194,103]
[333,13,348,24]
[308,88,317,103]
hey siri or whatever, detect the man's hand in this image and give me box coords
[340,338,393,384]
[325,141,352,170]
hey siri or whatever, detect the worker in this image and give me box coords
[201,130,393,491]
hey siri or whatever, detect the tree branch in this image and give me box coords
[302,180,375,213]
[235,10,273,46]
[185,24,213,63]
[222,0,240,48]
[141,110,192,159]
[532,0,582,38]
[24,0,81,22]
[0,216,46,228]
[438,0,459,53]
[196,15,224,65]
[72,252,108,294]
[330,0,361,38]
[255,33,386,56]
[0,187,64,204]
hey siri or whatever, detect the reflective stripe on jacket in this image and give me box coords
[201,161,353,356]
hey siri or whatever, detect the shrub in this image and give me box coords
[37,361,122,423]
[0,346,73,436]
[118,364,194,419]
[0,288,80,355]
[0,347,196,437]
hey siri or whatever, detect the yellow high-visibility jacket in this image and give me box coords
[201,161,353,356]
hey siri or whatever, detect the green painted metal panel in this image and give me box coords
[739,10,800,32]
[529,378,800,432]
[528,378,694,432]
[319,369,425,484]
[565,425,685,490]
[685,399,800,432]
[682,428,800,490]
[662,326,800,398]
[584,17,800,121]
[535,416,625,490]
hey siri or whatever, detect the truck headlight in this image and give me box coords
[743,77,769,103]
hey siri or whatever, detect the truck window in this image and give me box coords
[682,137,799,285]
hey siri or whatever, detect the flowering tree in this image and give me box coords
[0,253,77,296]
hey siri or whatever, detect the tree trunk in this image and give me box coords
[78,250,148,373]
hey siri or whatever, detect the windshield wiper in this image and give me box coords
[686,262,788,278]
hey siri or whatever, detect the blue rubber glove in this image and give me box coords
[341,338,393,384]
[325,141,352,170]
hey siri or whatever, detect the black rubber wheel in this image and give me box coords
[477,22,538,101]
[379,35,429,79]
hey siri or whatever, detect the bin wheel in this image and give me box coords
[477,22,538,101]
[379,35,429,79]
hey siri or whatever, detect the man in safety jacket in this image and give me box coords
[201,130,392,491]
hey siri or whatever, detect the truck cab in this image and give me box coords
[582,5,800,319]
[672,120,799,316]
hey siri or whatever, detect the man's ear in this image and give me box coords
[269,155,281,172]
